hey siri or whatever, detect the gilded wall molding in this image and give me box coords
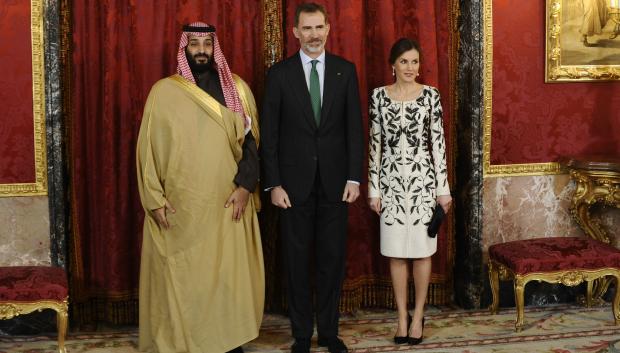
[0,0,48,196]
[485,162,564,178]
[482,0,564,178]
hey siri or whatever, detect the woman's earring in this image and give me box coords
[392,67,395,76]
[416,72,420,76]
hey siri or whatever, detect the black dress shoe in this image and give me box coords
[408,317,425,345]
[394,314,412,344]
[317,336,329,346]
[291,338,310,353]
[317,337,348,353]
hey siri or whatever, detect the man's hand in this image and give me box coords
[437,194,453,213]
[225,187,251,222]
[368,197,381,215]
[342,182,360,203]
[270,186,292,209]
[152,199,176,230]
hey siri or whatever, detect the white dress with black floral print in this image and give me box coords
[368,86,450,258]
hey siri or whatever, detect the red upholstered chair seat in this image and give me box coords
[489,236,620,332]
[489,237,620,275]
[0,266,68,302]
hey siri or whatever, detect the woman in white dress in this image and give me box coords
[368,38,452,345]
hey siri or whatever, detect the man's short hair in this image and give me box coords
[294,2,328,26]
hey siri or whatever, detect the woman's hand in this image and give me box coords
[368,197,381,215]
[437,194,452,213]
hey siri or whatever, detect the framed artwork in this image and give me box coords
[546,0,620,81]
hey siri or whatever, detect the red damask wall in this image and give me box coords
[0,1,35,183]
[492,1,620,165]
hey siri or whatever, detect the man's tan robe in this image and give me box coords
[136,74,264,353]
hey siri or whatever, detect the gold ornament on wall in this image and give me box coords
[482,0,564,177]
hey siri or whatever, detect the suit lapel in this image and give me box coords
[320,54,338,128]
[288,53,319,129]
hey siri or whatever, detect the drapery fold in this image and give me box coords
[69,0,456,324]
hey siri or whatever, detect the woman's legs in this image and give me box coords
[390,257,409,336]
[410,257,431,338]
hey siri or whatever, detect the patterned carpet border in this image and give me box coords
[1,304,620,352]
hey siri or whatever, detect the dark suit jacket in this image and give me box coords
[261,52,363,203]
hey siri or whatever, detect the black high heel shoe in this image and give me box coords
[408,317,425,345]
[393,314,412,344]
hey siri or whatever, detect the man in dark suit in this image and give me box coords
[260,3,363,353]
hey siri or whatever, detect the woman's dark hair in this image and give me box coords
[388,38,421,64]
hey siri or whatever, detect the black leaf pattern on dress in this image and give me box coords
[368,86,449,237]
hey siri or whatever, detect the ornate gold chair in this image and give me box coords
[0,266,68,353]
[488,237,620,331]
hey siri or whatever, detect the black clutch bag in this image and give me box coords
[427,204,445,238]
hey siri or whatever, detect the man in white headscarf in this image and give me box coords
[136,22,264,353]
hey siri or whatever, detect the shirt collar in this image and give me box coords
[299,49,325,66]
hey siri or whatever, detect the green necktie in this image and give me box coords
[309,59,321,125]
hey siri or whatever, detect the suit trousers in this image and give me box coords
[280,173,348,339]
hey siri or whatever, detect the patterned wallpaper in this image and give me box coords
[0,197,50,266]
[482,174,620,254]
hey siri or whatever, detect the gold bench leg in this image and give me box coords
[56,302,68,353]
[612,275,620,326]
[586,280,593,308]
[514,276,526,332]
[489,260,500,314]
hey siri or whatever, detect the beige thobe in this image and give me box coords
[137,74,264,353]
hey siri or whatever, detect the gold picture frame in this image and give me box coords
[545,0,620,82]
[0,0,48,197]
[483,0,564,177]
